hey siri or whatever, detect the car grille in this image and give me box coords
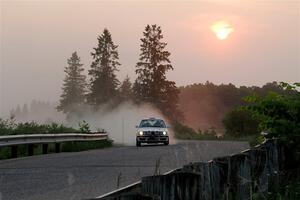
[143,131,163,136]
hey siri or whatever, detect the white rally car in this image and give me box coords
[136,118,169,147]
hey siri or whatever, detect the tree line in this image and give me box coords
[178,81,296,134]
[57,25,181,121]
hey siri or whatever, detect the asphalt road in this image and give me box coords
[0,140,249,200]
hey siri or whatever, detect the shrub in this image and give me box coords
[173,121,198,139]
[244,82,300,167]
[222,109,260,137]
[0,120,80,135]
[78,120,91,133]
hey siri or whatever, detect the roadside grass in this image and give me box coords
[0,119,80,136]
[173,121,263,147]
[0,140,113,160]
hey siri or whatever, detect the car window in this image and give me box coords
[139,119,166,128]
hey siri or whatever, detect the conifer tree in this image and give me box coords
[133,25,182,120]
[87,29,120,108]
[57,52,86,114]
[119,75,133,101]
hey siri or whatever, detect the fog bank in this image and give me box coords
[10,101,175,146]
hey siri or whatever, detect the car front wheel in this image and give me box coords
[136,140,141,147]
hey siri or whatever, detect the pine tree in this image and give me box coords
[133,24,182,120]
[14,105,21,119]
[87,29,120,108]
[119,75,133,102]
[21,104,29,120]
[57,52,87,114]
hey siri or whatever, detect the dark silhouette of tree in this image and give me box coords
[178,81,296,132]
[222,109,259,137]
[133,24,181,120]
[15,105,21,119]
[57,52,87,114]
[119,75,133,102]
[87,29,120,108]
[21,104,29,120]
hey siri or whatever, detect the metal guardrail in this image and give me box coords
[0,133,108,147]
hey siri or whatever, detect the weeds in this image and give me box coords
[0,118,80,136]
[173,121,262,146]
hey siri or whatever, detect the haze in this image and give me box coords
[0,0,299,116]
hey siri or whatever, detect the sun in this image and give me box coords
[210,21,234,40]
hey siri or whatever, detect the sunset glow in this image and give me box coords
[210,21,234,40]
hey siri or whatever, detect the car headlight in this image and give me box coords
[163,131,167,135]
[139,131,143,136]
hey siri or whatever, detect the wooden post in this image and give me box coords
[11,145,18,158]
[42,144,48,154]
[55,143,60,153]
[28,144,34,156]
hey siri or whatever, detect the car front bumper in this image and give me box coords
[136,136,169,143]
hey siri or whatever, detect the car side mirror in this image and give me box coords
[135,125,139,128]
[166,125,171,128]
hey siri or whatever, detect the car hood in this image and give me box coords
[137,127,168,132]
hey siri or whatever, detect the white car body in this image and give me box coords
[136,118,169,147]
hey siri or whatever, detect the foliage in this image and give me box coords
[57,52,87,115]
[87,28,120,108]
[222,109,260,137]
[173,121,219,140]
[78,120,91,133]
[244,82,300,141]
[173,121,260,145]
[0,119,79,135]
[119,75,133,102]
[133,24,182,121]
[178,81,296,131]
[244,82,300,167]
[173,121,198,139]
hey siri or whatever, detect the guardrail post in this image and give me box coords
[42,144,48,154]
[55,143,61,153]
[28,144,34,156]
[11,145,18,158]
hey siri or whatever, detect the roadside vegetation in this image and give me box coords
[243,82,300,167]
[174,82,299,147]
[173,121,262,146]
[0,118,99,136]
[0,140,112,160]
[0,119,112,159]
[0,119,79,135]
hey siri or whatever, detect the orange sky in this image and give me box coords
[0,0,299,116]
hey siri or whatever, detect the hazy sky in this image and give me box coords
[0,0,299,116]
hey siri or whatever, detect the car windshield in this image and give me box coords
[139,119,166,128]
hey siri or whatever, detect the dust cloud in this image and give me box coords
[68,101,176,145]
[11,101,176,146]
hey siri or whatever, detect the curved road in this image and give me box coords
[0,140,249,200]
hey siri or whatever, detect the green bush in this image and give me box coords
[222,109,260,137]
[78,120,91,133]
[244,82,300,167]
[173,121,197,139]
[0,120,79,136]
[244,83,300,142]
[173,121,219,140]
